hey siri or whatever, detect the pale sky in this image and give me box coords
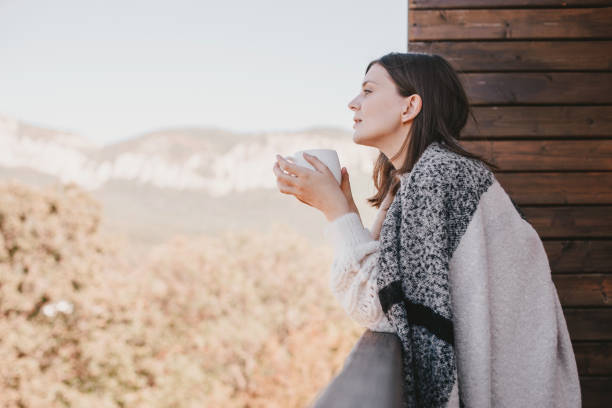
[0,0,406,146]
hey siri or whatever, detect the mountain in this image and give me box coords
[0,114,381,247]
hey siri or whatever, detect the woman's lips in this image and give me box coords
[353,119,362,127]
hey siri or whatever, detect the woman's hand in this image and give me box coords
[273,153,351,222]
[338,166,363,224]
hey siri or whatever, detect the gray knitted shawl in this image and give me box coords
[375,140,581,407]
[376,141,520,407]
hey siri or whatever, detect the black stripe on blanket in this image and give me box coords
[379,280,454,346]
[378,280,404,313]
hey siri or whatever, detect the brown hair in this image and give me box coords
[364,52,499,209]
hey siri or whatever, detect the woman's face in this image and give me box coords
[347,63,407,150]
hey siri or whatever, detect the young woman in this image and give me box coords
[272,52,581,408]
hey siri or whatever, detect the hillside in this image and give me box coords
[0,113,381,247]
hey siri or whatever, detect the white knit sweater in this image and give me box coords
[323,212,396,333]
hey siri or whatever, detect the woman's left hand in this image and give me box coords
[273,153,350,222]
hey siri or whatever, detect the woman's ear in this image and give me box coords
[401,94,422,124]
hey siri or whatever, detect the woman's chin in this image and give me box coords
[352,131,372,147]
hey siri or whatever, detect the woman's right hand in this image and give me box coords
[339,167,362,223]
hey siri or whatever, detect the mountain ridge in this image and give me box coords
[0,113,377,196]
[0,113,381,246]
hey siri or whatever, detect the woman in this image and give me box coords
[272,52,581,408]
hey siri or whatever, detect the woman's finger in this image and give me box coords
[276,155,308,178]
[276,174,309,205]
[340,167,352,194]
[274,162,302,195]
[302,153,332,176]
[276,179,300,196]
[273,161,298,187]
[295,196,312,207]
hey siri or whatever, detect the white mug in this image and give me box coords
[283,149,342,184]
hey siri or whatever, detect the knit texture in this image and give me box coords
[377,141,490,407]
[324,141,581,407]
[324,212,395,332]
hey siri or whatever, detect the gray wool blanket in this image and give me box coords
[376,141,581,407]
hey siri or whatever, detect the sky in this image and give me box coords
[0,0,406,146]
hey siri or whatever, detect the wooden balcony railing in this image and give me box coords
[307,330,404,408]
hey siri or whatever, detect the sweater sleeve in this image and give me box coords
[323,212,395,333]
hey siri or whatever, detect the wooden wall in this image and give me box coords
[407,1,612,407]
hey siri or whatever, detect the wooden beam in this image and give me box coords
[574,342,612,375]
[553,274,612,306]
[462,106,612,138]
[565,309,612,340]
[459,73,612,104]
[409,41,612,72]
[409,8,612,40]
[579,376,612,408]
[308,330,404,408]
[544,240,612,274]
[495,173,612,205]
[459,140,612,171]
[410,0,612,9]
[523,206,612,238]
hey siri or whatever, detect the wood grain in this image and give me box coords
[574,342,612,375]
[523,206,612,238]
[410,0,612,8]
[495,172,612,205]
[579,376,612,408]
[460,140,612,171]
[409,8,612,40]
[409,41,612,71]
[544,240,612,274]
[459,73,612,104]
[565,308,612,340]
[462,106,612,138]
[553,274,612,306]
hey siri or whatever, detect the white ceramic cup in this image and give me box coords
[283,149,342,184]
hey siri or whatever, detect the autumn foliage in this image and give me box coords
[0,181,364,407]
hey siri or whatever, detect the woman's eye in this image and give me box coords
[363,89,372,94]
